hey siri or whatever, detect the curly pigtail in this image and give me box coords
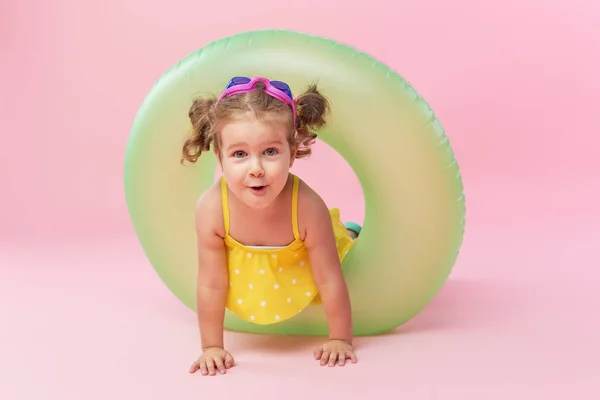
[181,97,217,165]
[293,84,331,159]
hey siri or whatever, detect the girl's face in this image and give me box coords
[216,114,297,210]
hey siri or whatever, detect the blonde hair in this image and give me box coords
[181,81,330,165]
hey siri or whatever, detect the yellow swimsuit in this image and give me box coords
[222,174,355,325]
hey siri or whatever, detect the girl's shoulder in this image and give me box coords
[295,177,323,208]
[194,180,225,239]
[295,177,331,241]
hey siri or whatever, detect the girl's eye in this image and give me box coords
[233,151,246,158]
[265,148,278,156]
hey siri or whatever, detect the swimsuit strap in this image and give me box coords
[220,176,230,235]
[291,174,301,240]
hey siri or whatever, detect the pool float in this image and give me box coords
[124,29,466,336]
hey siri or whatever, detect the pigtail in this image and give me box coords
[293,84,331,158]
[181,97,217,165]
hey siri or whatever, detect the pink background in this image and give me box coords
[1,0,599,398]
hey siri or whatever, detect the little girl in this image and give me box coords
[181,77,361,376]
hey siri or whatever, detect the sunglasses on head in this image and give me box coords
[217,76,296,123]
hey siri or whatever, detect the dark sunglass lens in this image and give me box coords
[270,81,293,98]
[229,76,251,87]
[270,81,289,90]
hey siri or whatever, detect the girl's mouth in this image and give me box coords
[250,185,267,194]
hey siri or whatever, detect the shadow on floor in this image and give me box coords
[224,278,529,353]
[395,278,530,334]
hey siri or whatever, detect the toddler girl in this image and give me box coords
[182,77,360,376]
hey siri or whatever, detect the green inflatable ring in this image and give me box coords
[124,29,466,336]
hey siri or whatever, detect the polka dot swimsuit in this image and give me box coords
[222,174,355,325]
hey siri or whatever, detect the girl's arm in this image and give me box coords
[301,191,353,344]
[194,190,229,350]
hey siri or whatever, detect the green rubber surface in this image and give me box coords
[124,29,466,336]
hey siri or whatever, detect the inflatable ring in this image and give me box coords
[124,30,466,336]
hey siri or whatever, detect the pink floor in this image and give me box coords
[1,180,598,399]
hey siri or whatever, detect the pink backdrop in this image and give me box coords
[2,0,598,238]
[2,1,600,398]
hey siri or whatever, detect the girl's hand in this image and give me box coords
[189,347,235,375]
[313,339,358,367]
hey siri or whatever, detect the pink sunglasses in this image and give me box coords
[217,76,296,124]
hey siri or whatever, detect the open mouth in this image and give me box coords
[249,185,267,193]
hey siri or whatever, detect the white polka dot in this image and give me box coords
[271,254,277,258]
[234,269,240,274]
[306,292,311,296]
[250,315,255,321]
[246,253,252,258]
[299,261,305,266]
[249,283,253,289]
[259,269,265,274]
[260,301,266,306]
[275,315,280,320]
[292,279,296,284]
[286,297,291,303]
[274,283,279,289]
[278,267,283,272]
[237,299,243,304]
